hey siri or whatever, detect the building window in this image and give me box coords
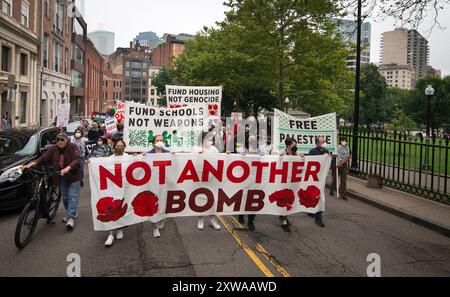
[64,48,68,74]
[71,69,84,88]
[44,0,49,18]
[1,46,11,72]
[20,92,27,124]
[53,41,62,72]
[55,1,63,33]
[2,0,12,16]
[125,71,130,77]
[20,53,28,76]
[43,34,49,68]
[72,44,84,65]
[21,2,29,27]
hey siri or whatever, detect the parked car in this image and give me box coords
[0,127,61,211]
[66,120,92,136]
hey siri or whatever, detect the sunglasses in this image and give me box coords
[57,138,66,142]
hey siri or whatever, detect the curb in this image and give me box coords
[345,189,450,238]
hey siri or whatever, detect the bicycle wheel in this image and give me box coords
[47,185,61,220]
[15,198,41,249]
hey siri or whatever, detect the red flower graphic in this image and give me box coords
[297,186,321,208]
[269,189,296,211]
[132,191,159,217]
[208,104,219,116]
[96,197,128,222]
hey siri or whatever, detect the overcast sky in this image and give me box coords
[80,0,450,75]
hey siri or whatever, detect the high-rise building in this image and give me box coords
[133,31,162,50]
[380,28,429,79]
[88,30,115,55]
[333,18,371,71]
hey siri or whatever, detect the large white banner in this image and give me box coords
[273,109,338,154]
[166,85,222,117]
[89,154,331,231]
[124,101,208,152]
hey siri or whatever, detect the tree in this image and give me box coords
[389,109,417,133]
[152,66,175,96]
[407,76,450,134]
[359,64,388,127]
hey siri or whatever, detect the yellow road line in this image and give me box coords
[229,216,290,277]
[216,216,274,277]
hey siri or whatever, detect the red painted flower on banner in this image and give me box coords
[297,186,321,208]
[169,104,188,109]
[132,191,159,217]
[208,104,219,116]
[269,189,296,211]
[114,113,124,123]
[96,197,128,222]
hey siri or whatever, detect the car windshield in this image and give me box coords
[0,133,37,156]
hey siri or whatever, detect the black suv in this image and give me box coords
[0,127,61,211]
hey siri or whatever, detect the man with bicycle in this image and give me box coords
[21,133,81,230]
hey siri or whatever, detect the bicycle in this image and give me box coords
[14,168,62,249]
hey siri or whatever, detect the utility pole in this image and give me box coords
[351,0,362,170]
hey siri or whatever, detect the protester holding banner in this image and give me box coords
[237,134,263,231]
[195,132,221,231]
[104,139,129,247]
[71,128,88,187]
[307,136,331,228]
[146,135,170,238]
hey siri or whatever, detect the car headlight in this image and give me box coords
[0,166,23,183]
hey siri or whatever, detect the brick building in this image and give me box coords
[1,0,40,128]
[151,33,193,67]
[39,0,73,126]
[70,8,86,118]
[85,38,103,115]
[102,70,123,107]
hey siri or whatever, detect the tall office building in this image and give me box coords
[333,18,371,71]
[380,28,429,79]
[88,30,115,56]
[133,31,162,50]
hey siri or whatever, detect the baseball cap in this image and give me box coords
[56,133,69,140]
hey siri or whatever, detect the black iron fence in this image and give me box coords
[339,127,449,205]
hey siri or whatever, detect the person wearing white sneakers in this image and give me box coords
[103,139,130,247]
[194,131,221,231]
[145,135,171,238]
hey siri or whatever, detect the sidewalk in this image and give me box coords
[332,176,450,238]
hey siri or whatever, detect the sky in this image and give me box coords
[80,0,450,75]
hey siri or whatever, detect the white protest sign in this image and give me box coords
[105,116,117,134]
[57,103,71,128]
[166,85,222,117]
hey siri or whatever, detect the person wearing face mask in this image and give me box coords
[307,136,334,228]
[87,136,113,159]
[103,139,130,247]
[333,137,351,200]
[71,128,87,187]
[194,132,221,230]
[145,135,170,238]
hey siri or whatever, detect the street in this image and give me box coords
[0,173,449,277]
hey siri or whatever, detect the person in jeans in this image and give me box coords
[22,133,81,230]
[145,135,170,238]
[333,137,351,200]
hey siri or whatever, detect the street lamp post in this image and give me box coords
[351,0,362,171]
[423,85,435,171]
[285,97,289,114]
[425,85,435,138]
